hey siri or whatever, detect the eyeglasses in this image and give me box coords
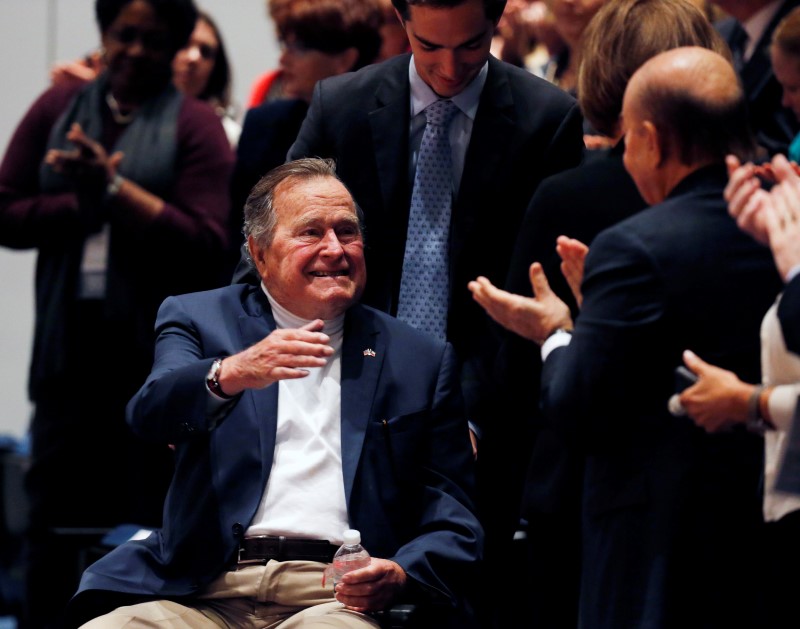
[108,26,171,53]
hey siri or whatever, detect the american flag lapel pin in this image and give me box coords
[363,348,376,358]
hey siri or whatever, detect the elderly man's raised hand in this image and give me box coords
[217,320,334,395]
[468,262,573,345]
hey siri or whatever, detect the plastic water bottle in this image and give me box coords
[331,528,371,587]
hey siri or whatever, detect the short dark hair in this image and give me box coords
[773,5,800,57]
[391,0,506,23]
[270,0,383,71]
[95,0,198,54]
[244,158,364,251]
[639,70,756,165]
[579,0,729,138]
[194,11,232,109]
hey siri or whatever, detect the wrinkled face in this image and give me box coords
[771,45,800,121]
[102,0,174,102]
[401,0,495,98]
[172,18,218,99]
[279,35,354,102]
[546,0,606,48]
[251,176,367,320]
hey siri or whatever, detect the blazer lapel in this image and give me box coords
[340,306,384,506]
[238,289,280,487]
[453,58,515,271]
[369,58,411,212]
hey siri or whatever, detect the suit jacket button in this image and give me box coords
[232,523,244,537]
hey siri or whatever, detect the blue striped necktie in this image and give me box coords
[397,99,459,341]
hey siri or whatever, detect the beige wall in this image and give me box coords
[0,0,279,438]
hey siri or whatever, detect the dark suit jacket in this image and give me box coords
[716,0,800,156]
[779,273,800,354]
[66,284,483,626]
[540,165,783,628]
[501,142,647,513]
[493,144,647,629]
[287,53,585,426]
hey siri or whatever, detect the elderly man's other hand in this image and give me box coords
[333,557,407,613]
[218,319,334,395]
[678,349,752,433]
[468,262,572,345]
[556,235,588,308]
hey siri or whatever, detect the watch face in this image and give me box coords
[207,359,221,386]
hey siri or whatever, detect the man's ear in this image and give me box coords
[642,120,663,169]
[247,235,268,279]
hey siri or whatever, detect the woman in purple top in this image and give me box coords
[0,0,233,625]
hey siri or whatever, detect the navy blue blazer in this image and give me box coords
[287,53,584,427]
[67,284,482,624]
[541,165,783,628]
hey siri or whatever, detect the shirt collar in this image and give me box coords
[261,283,345,336]
[742,0,782,55]
[408,56,487,120]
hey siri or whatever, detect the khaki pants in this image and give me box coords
[80,561,381,628]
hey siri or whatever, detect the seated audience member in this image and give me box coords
[494,2,730,627]
[0,0,233,625]
[712,0,800,156]
[171,10,241,147]
[469,46,783,628]
[230,0,382,272]
[675,151,800,628]
[66,158,483,629]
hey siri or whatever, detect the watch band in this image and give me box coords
[206,358,234,399]
[106,173,124,198]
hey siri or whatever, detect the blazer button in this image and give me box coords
[232,523,244,537]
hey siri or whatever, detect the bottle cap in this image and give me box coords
[343,529,361,545]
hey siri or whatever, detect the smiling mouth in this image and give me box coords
[310,271,348,277]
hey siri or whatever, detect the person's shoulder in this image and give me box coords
[488,56,575,105]
[30,80,86,120]
[243,98,309,127]
[165,283,256,311]
[179,93,224,123]
[320,54,410,94]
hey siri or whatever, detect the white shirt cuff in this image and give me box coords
[541,329,572,361]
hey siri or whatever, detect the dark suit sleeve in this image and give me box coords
[779,274,800,355]
[540,228,666,443]
[126,295,238,443]
[287,82,327,161]
[390,342,483,607]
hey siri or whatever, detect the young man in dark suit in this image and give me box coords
[284,5,584,621]
[470,47,784,628]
